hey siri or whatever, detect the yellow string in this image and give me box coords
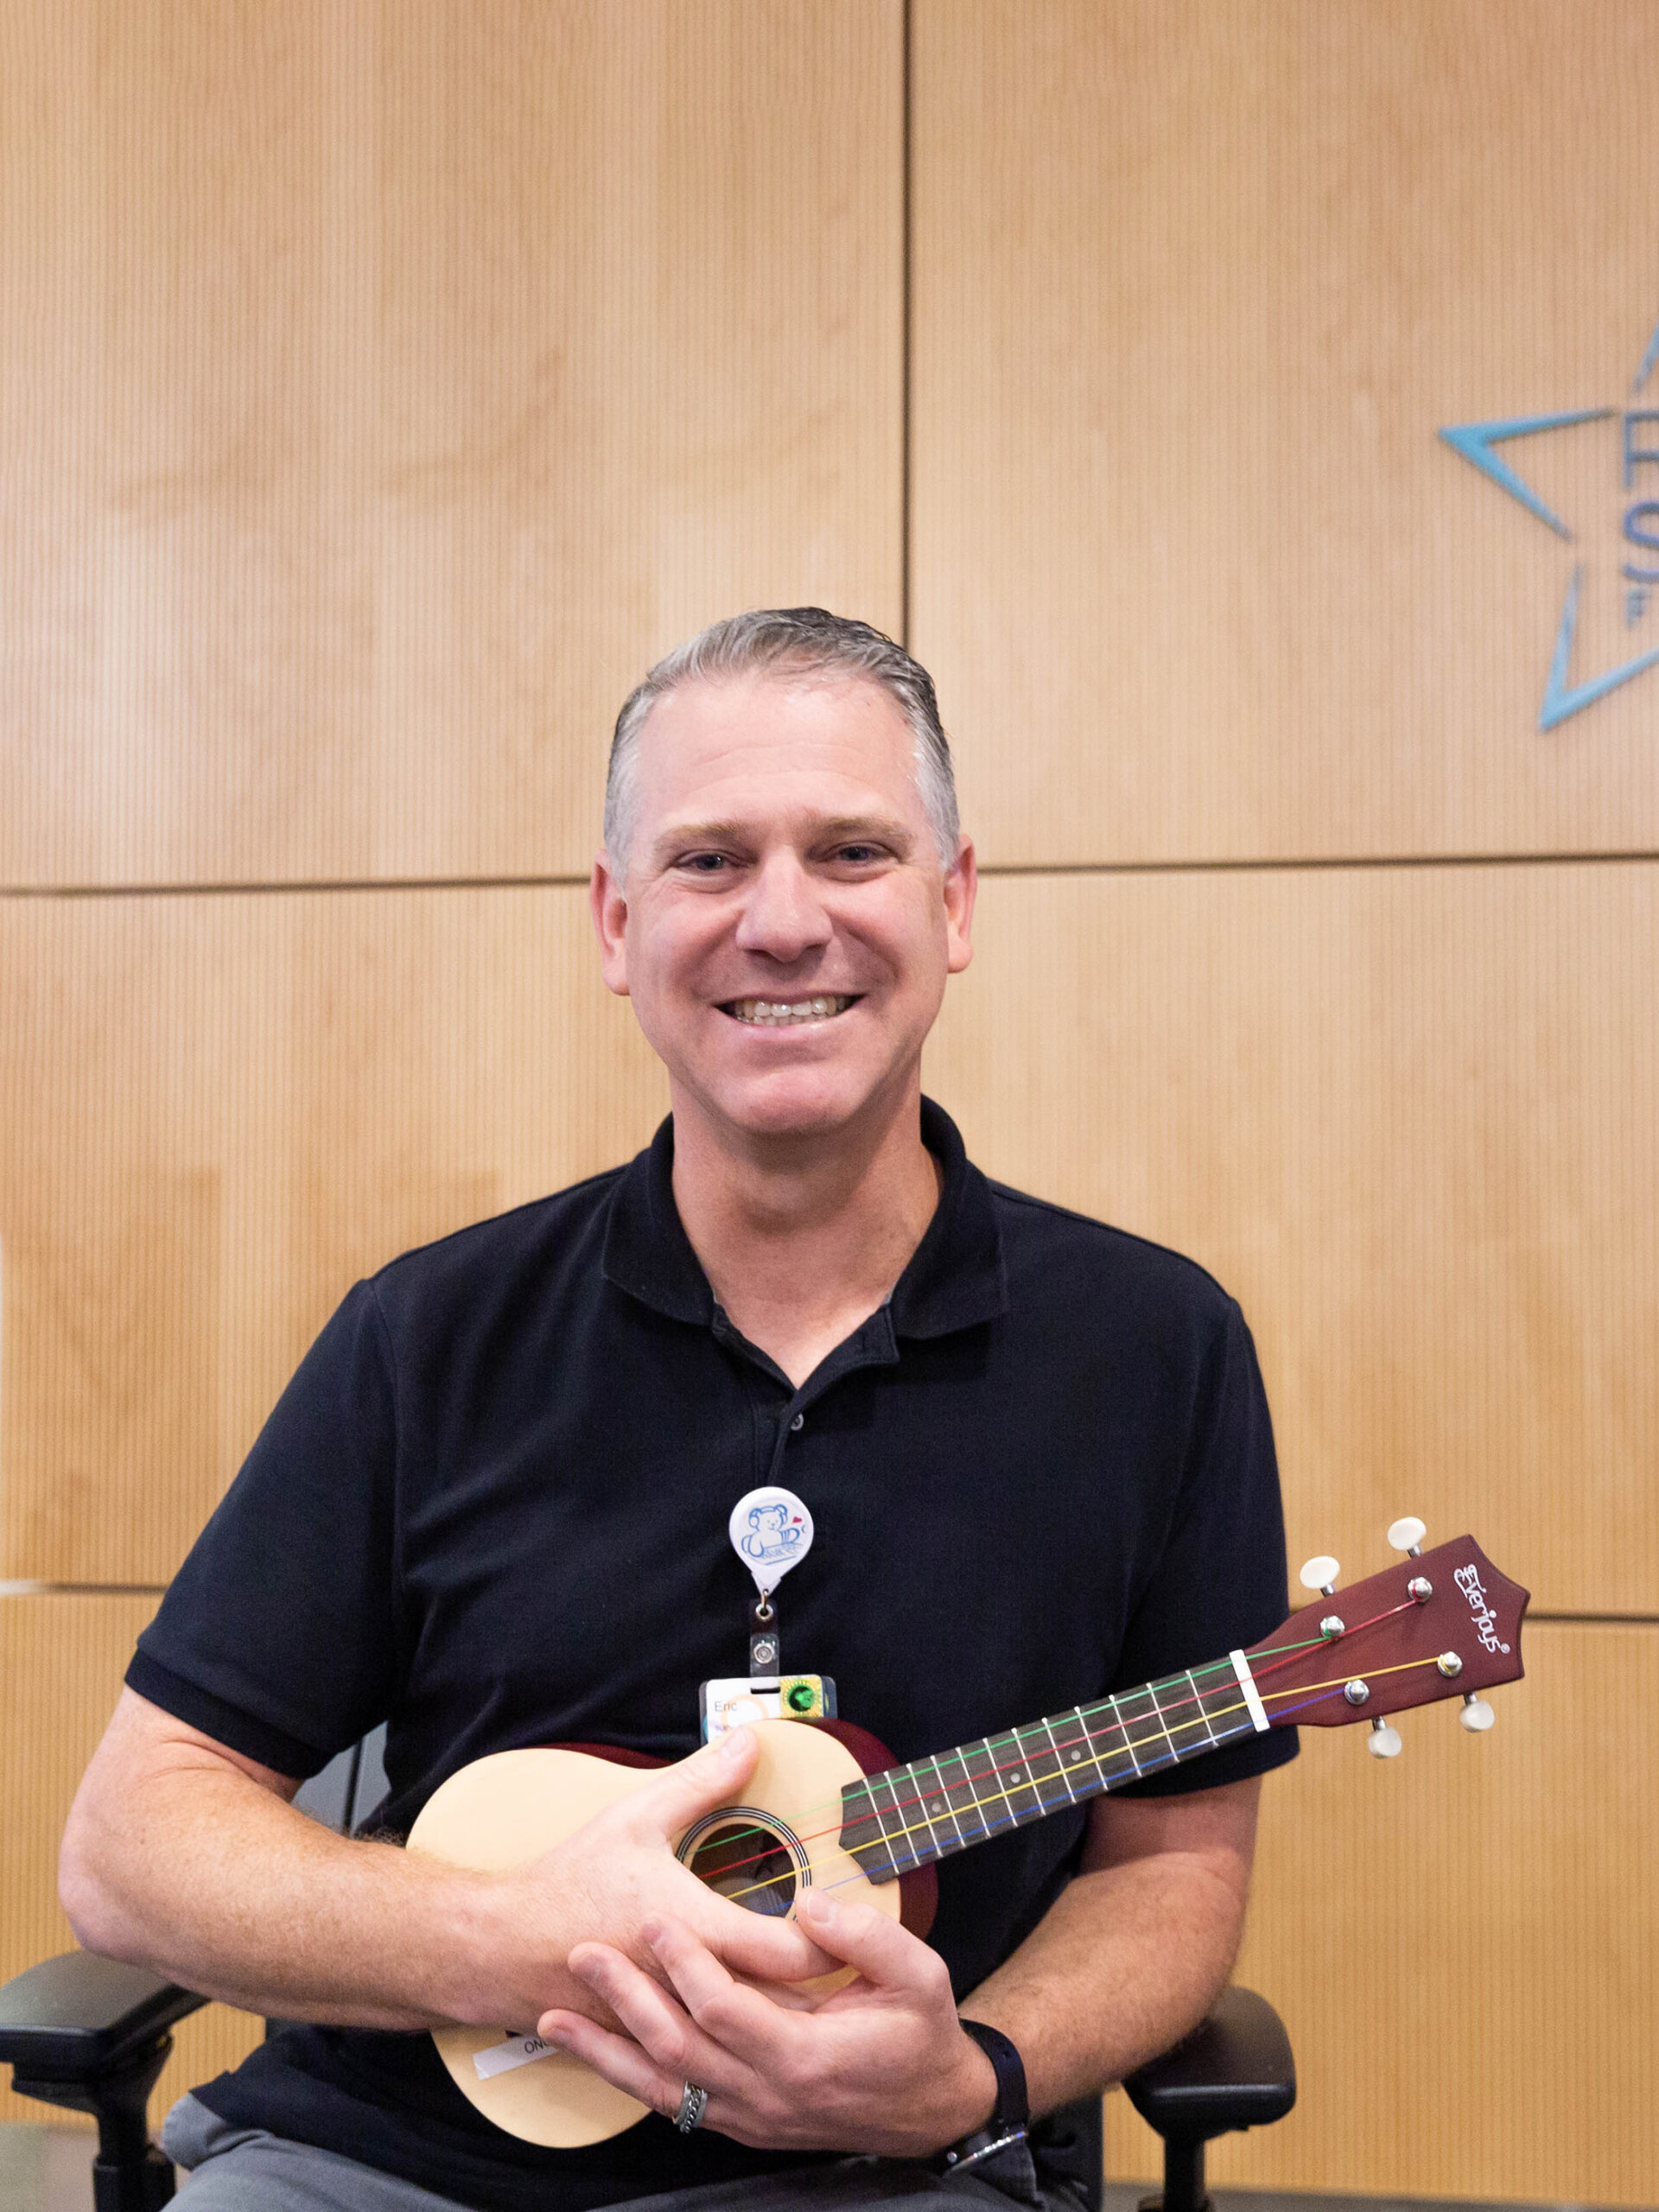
[721,1655,1442,1905]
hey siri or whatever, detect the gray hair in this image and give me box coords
[603,608,960,871]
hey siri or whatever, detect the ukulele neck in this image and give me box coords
[837,1656,1265,1881]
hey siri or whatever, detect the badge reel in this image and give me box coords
[700,1485,836,1741]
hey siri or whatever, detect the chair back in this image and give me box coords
[289,1724,389,1835]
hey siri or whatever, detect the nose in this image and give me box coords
[733,849,833,965]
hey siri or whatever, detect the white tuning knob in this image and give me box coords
[1367,1721,1402,1758]
[1459,1695,1495,1732]
[1388,1516,1427,1555]
[1300,1554,1340,1595]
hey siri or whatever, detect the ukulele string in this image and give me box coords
[697,1643,1326,1876]
[700,1599,1417,1890]
[808,1675,1407,1894]
[798,1653,1450,1894]
[713,1642,1446,1907]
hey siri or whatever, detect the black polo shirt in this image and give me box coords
[130,1101,1296,2212]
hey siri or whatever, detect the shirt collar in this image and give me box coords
[601,1097,1007,1339]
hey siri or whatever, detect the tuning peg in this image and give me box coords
[1299,1555,1340,1597]
[1388,1516,1427,1557]
[1366,1719,1402,1758]
[1459,1695,1495,1733]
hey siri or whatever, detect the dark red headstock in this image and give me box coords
[1244,1536,1529,1729]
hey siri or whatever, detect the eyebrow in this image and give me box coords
[649,811,915,862]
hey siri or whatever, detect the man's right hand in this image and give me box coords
[483,1726,837,2031]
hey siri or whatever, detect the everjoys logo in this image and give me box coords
[1454,1564,1510,1655]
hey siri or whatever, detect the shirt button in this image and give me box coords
[790,1413,805,1432]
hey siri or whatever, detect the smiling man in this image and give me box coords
[61,610,1295,2212]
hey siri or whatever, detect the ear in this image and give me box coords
[944,836,977,976]
[589,855,631,997]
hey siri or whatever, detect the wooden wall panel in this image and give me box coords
[0,0,902,889]
[1103,1623,1659,2207]
[925,864,1659,1616]
[0,887,668,1584]
[912,0,1659,867]
[0,1594,262,2128]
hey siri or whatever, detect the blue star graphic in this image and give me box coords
[1440,315,1659,730]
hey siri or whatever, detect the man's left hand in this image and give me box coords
[534,1885,997,2154]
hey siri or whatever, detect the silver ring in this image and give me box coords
[675,2081,709,2134]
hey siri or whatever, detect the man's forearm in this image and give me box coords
[61,1745,522,2029]
[957,1850,1245,2114]
[955,1777,1260,2117]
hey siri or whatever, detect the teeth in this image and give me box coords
[728,995,853,1025]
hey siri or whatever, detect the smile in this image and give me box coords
[720,995,861,1026]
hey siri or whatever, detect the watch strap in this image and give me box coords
[938,2018,1029,2176]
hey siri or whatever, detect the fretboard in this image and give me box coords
[838,1656,1262,1883]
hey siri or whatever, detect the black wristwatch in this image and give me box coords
[936,2018,1029,2177]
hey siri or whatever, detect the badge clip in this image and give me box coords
[728,1485,814,1677]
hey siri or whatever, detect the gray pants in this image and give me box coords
[162,2093,1066,2212]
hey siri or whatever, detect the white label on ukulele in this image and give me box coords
[728,1486,814,1598]
[474,2034,562,2081]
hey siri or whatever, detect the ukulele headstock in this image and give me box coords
[1244,1527,1528,1739]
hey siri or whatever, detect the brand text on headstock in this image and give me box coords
[1454,1563,1510,1655]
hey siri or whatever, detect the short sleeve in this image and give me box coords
[1109,1297,1299,1796]
[127,1280,400,1778]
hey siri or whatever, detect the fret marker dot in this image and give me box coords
[1069,1751,1081,1762]
[1010,1770,1022,1783]
[931,1799,944,1813]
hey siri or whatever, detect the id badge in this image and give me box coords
[699,1674,837,1743]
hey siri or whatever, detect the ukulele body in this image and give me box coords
[405,1719,907,2148]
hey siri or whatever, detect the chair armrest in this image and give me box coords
[1124,1986,1295,2143]
[0,1949,207,2082]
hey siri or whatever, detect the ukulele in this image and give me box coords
[406,1527,1527,2146]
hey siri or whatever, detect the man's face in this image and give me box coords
[590,670,975,1147]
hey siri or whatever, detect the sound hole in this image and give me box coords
[682,1816,799,1916]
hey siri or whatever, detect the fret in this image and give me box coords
[992,1730,1042,1827]
[1064,1702,1117,1789]
[1034,1714,1077,1805]
[1185,1668,1219,1749]
[836,1777,887,1880]
[872,1764,921,1876]
[948,1750,988,1842]
[1104,1688,1147,1778]
[916,1750,971,1853]
[938,1740,995,1847]
[1147,1674,1208,1764]
[1096,1694,1153,1786]
[1147,1678,1187,1767]
[958,1738,1006,1838]
[1195,1662,1262,1749]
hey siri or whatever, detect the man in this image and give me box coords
[60,610,1295,2212]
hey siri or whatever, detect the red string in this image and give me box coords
[696,1592,1425,1890]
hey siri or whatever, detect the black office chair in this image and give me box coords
[0,1728,1294,2212]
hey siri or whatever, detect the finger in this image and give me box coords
[631,1726,759,1841]
[566,1942,708,2074]
[793,1889,951,1997]
[534,2008,683,2121]
[680,1893,840,1986]
[645,1919,804,2069]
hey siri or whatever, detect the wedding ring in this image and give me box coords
[675,2080,709,2134]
